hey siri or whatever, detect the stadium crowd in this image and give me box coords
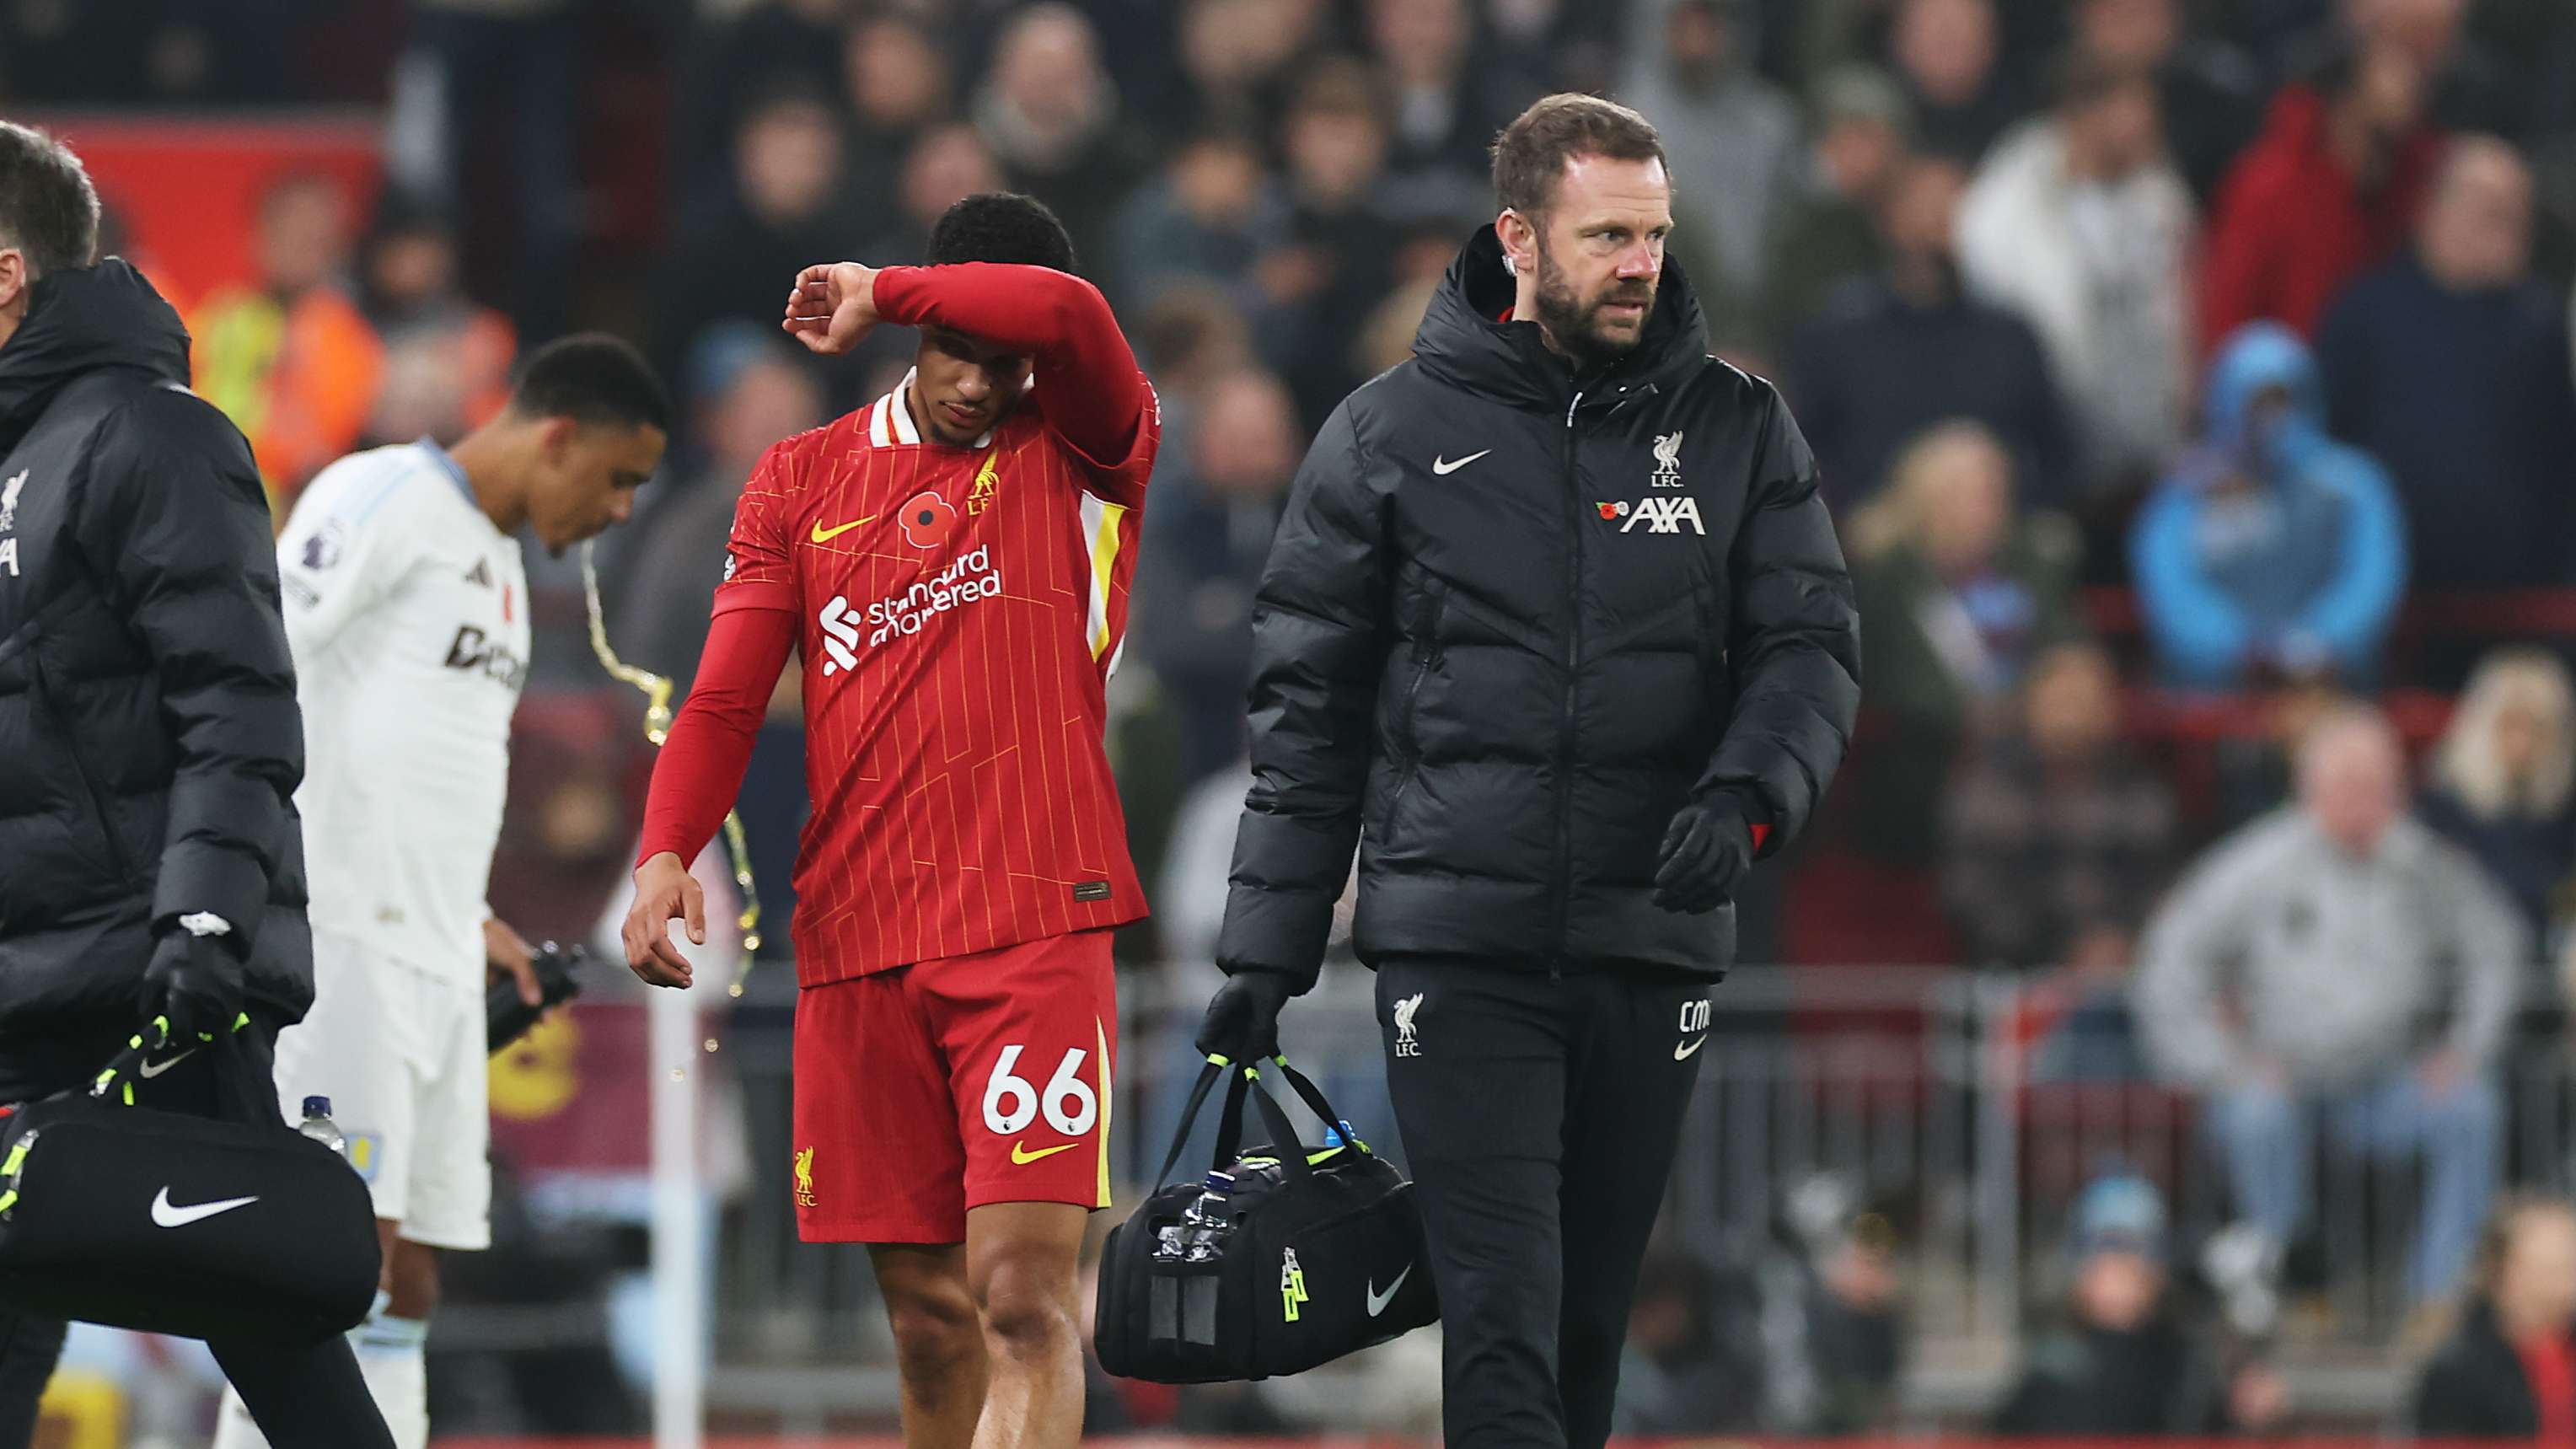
[9,0,2576,1438]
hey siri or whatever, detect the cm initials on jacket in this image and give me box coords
[1219,227,1861,986]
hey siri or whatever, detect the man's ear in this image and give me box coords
[1495,210,1536,278]
[0,250,28,315]
[537,414,579,463]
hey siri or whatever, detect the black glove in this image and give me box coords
[1194,969,1299,1064]
[140,926,246,1045]
[1653,794,1757,915]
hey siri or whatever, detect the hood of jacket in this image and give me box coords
[0,260,191,455]
[1411,224,1712,412]
[2198,319,2328,480]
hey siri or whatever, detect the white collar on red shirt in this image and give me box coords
[868,368,997,450]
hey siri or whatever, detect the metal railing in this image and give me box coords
[656,963,2570,1430]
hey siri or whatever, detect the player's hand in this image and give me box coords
[622,852,704,990]
[784,262,880,356]
[484,917,542,1006]
[1653,794,1755,915]
[140,927,245,1044]
[1194,969,1297,1064]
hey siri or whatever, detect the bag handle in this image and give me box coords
[1149,1057,1231,1193]
[1264,1056,1370,1155]
[88,1012,256,1109]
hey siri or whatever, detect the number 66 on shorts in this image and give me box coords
[792,929,1119,1245]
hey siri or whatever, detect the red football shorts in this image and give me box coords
[791,928,1119,1243]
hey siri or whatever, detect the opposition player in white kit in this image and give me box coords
[213,336,669,1449]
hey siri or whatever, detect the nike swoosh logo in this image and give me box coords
[1674,1036,1708,1061]
[809,516,874,544]
[1011,1141,1078,1165]
[1430,450,1490,475]
[150,1186,259,1229]
[137,1049,196,1079]
[1366,1264,1412,1317]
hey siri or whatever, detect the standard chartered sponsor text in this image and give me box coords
[867,545,1002,647]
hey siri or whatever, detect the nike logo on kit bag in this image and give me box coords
[1366,1264,1412,1317]
[136,1049,196,1079]
[149,1187,258,1229]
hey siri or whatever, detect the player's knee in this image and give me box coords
[885,1285,981,1387]
[972,1247,1079,1356]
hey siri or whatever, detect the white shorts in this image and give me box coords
[273,929,491,1250]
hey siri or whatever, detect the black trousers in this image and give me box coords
[1374,958,1709,1449]
[0,1012,393,1449]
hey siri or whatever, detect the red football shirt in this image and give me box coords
[659,263,1158,985]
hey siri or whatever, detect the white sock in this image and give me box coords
[352,1317,431,1449]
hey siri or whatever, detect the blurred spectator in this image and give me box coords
[1784,156,2071,510]
[1994,1175,2257,1436]
[1886,0,2029,162]
[1370,0,1524,204]
[1618,0,1801,299]
[840,16,956,222]
[1611,1247,1756,1436]
[2130,322,2407,689]
[651,86,857,407]
[358,194,516,446]
[1168,0,1334,137]
[393,0,579,341]
[1111,131,1283,310]
[1942,641,2178,970]
[668,0,848,217]
[191,170,385,507]
[2413,1196,2576,1437]
[2072,0,2266,202]
[1758,65,1909,348]
[2316,137,2576,590]
[1847,421,2084,861]
[2198,35,2445,347]
[1130,368,1300,783]
[1265,58,1407,421]
[2340,0,2525,137]
[972,3,1150,271]
[2133,703,2526,1305]
[1761,1175,1905,1435]
[613,328,826,695]
[1956,51,2196,501]
[2419,648,2576,958]
[869,125,1011,266]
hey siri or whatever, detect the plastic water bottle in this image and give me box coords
[1182,1171,1232,1263]
[298,1096,346,1160]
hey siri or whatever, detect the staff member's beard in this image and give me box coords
[1530,244,1657,370]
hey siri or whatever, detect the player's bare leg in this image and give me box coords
[964,1202,1089,1449]
[871,1242,990,1449]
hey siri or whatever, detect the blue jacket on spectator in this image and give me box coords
[2130,323,2407,689]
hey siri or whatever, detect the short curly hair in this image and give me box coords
[926,192,1077,272]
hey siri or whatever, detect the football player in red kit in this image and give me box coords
[621,194,1156,1449]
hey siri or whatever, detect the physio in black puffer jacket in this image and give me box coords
[0,121,390,1448]
[1198,94,1860,1449]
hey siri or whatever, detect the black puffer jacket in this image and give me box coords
[1218,230,1860,986]
[0,261,310,1038]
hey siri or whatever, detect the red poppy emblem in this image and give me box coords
[1596,501,1624,521]
[899,491,958,549]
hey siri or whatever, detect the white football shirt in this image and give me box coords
[277,441,529,985]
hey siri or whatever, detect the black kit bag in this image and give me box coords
[0,1026,380,1342]
[1095,1055,1437,1383]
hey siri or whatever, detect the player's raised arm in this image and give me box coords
[786,250,1155,493]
